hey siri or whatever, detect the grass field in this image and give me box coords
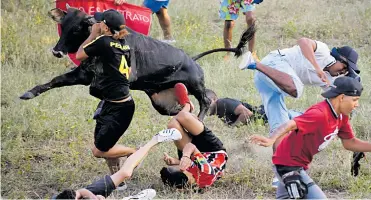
[1,0,371,198]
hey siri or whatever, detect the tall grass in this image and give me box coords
[1,0,371,198]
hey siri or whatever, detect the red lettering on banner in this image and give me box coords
[88,7,95,15]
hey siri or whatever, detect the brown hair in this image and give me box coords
[112,25,129,40]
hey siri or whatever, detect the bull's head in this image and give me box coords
[48,7,96,58]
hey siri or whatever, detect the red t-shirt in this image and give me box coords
[272,100,355,170]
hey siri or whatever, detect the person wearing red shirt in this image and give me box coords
[250,76,371,199]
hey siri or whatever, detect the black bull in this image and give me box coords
[20,8,255,120]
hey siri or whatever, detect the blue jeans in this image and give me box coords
[254,53,304,133]
[273,166,327,199]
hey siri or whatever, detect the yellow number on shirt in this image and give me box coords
[118,55,130,79]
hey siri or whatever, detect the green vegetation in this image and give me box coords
[1,0,371,198]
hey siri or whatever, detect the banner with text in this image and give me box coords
[56,0,152,65]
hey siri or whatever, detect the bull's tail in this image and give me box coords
[192,23,256,61]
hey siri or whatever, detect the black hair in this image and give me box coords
[160,167,189,189]
[54,189,76,199]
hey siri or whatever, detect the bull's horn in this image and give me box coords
[66,3,71,9]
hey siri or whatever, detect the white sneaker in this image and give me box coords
[122,189,157,200]
[238,51,255,70]
[155,128,182,142]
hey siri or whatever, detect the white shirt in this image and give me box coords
[277,41,337,89]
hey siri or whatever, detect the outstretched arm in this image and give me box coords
[342,138,371,152]
[250,120,297,150]
[110,137,159,186]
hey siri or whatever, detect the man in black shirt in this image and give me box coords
[76,9,136,175]
[206,89,267,126]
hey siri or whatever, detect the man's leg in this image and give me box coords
[83,129,181,197]
[156,8,173,41]
[92,145,136,176]
[167,105,201,151]
[92,145,136,158]
[223,20,235,49]
[219,0,238,59]
[254,72,292,150]
[240,54,300,97]
[256,62,298,97]
[245,10,259,61]
[110,128,182,186]
[92,100,136,174]
[275,168,327,199]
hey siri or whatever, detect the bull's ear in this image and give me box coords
[48,8,66,23]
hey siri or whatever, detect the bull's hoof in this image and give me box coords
[19,92,36,100]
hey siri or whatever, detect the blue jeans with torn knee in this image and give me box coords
[254,53,304,134]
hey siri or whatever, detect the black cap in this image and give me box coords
[331,46,359,74]
[94,9,125,33]
[321,76,363,98]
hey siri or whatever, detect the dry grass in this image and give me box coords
[1,0,371,198]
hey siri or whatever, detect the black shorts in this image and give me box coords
[178,126,226,159]
[94,99,135,152]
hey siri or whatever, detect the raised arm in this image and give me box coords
[76,24,102,61]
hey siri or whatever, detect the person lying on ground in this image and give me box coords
[159,83,228,189]
[206,89,268,126]
[53,128,182,199]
